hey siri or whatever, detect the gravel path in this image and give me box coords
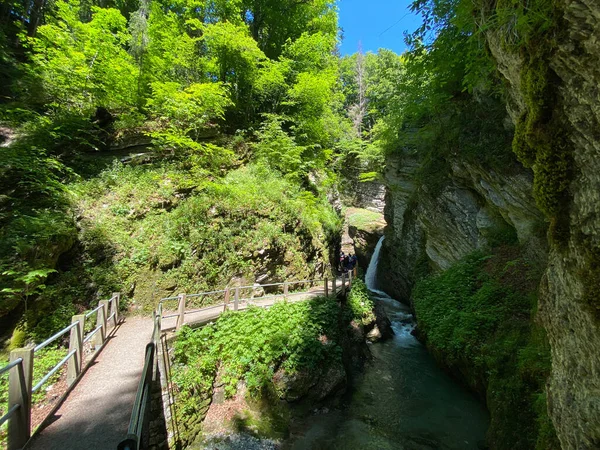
[26,316,153,450]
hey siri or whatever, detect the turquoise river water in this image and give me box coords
[289,237,490,449]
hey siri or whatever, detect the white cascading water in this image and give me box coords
[365,235,417,345]
[365,235,389,297]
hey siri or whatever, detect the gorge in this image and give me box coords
[0,0,599,448]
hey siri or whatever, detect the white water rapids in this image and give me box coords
[290,234,490,449]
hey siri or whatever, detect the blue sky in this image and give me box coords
[337,0,422,55]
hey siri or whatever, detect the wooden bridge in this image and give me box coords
[0,273,353,450]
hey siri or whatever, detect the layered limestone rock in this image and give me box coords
[340,179,386,213]
[382,1,600,446]
[380,152,544,301]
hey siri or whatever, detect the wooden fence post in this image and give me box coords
[176,294,186,330]
[111,292,120,326]
[100,299,110,335]
[92,301,107,350]
[156,303,163,336]
[8,347,33,450]
[324,277,329,297]
[67,315,85,386]
[224,288,230,312]
[234,287,240,311]
[283,282,289,301]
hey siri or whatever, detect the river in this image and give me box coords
[289,236,490,449]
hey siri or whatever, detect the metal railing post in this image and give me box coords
[176,294,186,330]
[324,277,329,297]
[348,270,352,289]
[8,347,33,450]
[92,301,107,350]
[67,314,85,386]
[333,277,337,296]
[224,288,230,312]
[111,292,120,326]
[341,273,346,296]
[234,287,240,311]
[283,281,289,301]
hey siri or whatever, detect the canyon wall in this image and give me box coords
[381,1,600,447]
[380,153,545,300]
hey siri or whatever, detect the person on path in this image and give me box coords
[350,254,358,276]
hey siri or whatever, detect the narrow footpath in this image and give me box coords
[161,281,345,330]
[26,317,153,450]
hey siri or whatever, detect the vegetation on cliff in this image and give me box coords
[413,246,558,449]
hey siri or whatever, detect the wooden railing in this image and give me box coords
[158,273,352,331]
[119,273,353,450]
[0,293,122,450]
[118,307,161,450]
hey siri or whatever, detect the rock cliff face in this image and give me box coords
[485,1,600,447]
[382,1,600,447]
[340,179,386,213]
[380,153,544,301]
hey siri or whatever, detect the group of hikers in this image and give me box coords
[340,251,358,274]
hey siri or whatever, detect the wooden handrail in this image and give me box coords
[0,293,122,450]
[118,308,162,450]
[158,276,351,332]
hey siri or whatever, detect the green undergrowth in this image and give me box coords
[412,248,559,449]
[1,156,340,345]
[345,279,375,326]
[71,162,339,312]
[172,297,342,443]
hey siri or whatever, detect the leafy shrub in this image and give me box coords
[345,279,375,326]
[173,297,341,402]
[71,162,340,312]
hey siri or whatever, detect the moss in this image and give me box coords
[512,112,535,166]
[532,130,571,217]
[8,328,26,351]
[499,0,572,222]
[579,245,600,321]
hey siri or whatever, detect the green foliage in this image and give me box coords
[253,116,305,181]
[172,297,342,434]
[413,250,559,449]
[345,279,375,326]
[27,0,138,111]
[71,162,339,312]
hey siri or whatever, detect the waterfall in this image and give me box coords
[365,236,389,297]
